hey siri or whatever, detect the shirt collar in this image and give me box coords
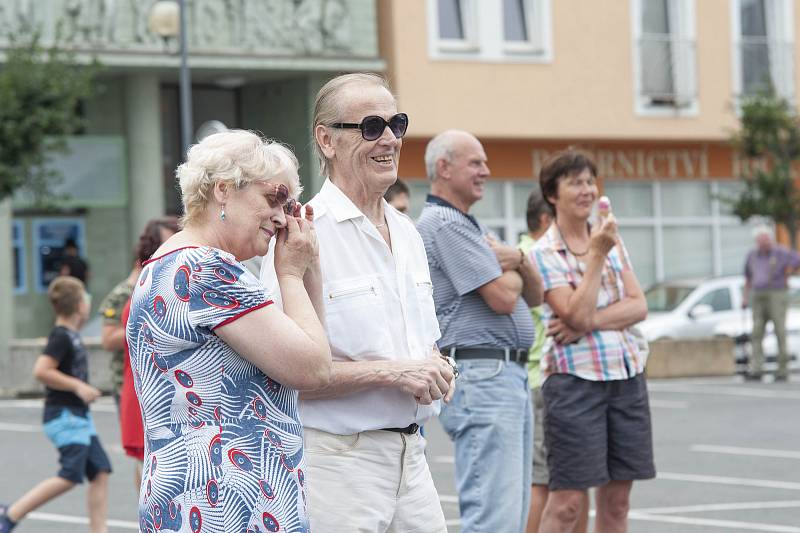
[426,194,482,231]
[544,222,567,252]
[319,178,407,230]
[319,179,367,223]
[426,194,460,210]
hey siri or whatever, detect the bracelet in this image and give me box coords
[440,354,460,380]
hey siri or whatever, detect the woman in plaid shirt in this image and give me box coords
[532,150,655,533]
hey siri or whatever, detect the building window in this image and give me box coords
[502,0,543,54]
[12,220,26,295]
[605,180,754,288]
[732,0,795,102]
[633,0,697,115]
[438,0,466,40]
[434,0,478,51]
[32,218,86,293]
[503,0,529,41]
[428,0,552,62]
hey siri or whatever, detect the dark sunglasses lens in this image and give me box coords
[274,184,289,203]
[389,114,408,138]
[283,199,297,215]
[361,116,386,141]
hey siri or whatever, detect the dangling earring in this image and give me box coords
[220,204,226,221]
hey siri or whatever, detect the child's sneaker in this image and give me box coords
[0,504,16,532]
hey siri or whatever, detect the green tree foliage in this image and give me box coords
[0,33,97,204]
[728,91,800,249]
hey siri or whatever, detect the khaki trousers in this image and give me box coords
[303,427,447,533]
[751,289,789,377]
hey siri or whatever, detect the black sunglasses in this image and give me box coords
[330,113,409,141]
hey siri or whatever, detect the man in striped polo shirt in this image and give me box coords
[417,130,543,532]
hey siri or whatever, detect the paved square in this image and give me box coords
[1,375,798,532]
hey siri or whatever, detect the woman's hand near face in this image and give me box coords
[589,213,618,257]
[298,204,326,327]
[301,204,320,270]
[274,211,318,280]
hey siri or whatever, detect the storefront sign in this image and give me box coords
[532,147,710,180]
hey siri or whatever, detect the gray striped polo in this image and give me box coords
[417,195,535,351]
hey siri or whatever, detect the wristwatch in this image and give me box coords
[440,354,460,380]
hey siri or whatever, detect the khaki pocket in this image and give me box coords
[304,429,361,455]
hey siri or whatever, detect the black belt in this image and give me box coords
[447,347,529,365]
[380,423,419,435]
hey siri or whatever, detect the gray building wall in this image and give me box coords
[243,75,329,200]
[3,0,384,342]
[13,207,131,338]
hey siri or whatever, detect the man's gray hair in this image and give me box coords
[424,130,461,181]
[752,224,773,239]
[312,72,393,178]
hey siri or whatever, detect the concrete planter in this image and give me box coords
[646,338,736,379]
[1,337,113,397]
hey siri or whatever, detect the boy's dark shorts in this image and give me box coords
[542,373,655,491]
[43,406,112,484]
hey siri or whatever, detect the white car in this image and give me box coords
[639,276,800,369]
[639,276,747,341]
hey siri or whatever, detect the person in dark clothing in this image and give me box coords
[59,238,90,286]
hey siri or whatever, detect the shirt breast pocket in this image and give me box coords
[324,276,392,359]
[413,275,440,347]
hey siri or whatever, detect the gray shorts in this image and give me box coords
[542,373,656,491]
[532,387,549,485]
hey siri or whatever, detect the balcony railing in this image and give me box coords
[638,35,697,108]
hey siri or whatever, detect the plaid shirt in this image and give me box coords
[533,223,646,382]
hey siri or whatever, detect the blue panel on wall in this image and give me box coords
[32,218,86,293]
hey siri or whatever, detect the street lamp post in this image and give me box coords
[149,0,193,157]
[177,0,192,156]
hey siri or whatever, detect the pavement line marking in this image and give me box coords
[445,518,461,526]
[635,499,800,515]
[433,455,455,463]
[28,511,138,530]
[652,378,742,385]
[691,444,800,460]
[649,399,690,408]
[0,399,117,413]
[658,472,800,491]
[648,384,800,400]
[0,400,44,408]
[439,494,458,503]
[0,422,40,432]
[628,511,800,532]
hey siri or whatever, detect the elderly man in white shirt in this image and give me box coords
[259,73,454,533]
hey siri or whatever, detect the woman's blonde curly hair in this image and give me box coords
[177,130,301,226]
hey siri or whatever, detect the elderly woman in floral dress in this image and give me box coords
[127,130,331,532]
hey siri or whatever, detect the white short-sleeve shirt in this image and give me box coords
[259,179,442,434]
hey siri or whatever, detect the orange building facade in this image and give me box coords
[378,0,800,288]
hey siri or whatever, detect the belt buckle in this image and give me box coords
[408,423,420,434]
